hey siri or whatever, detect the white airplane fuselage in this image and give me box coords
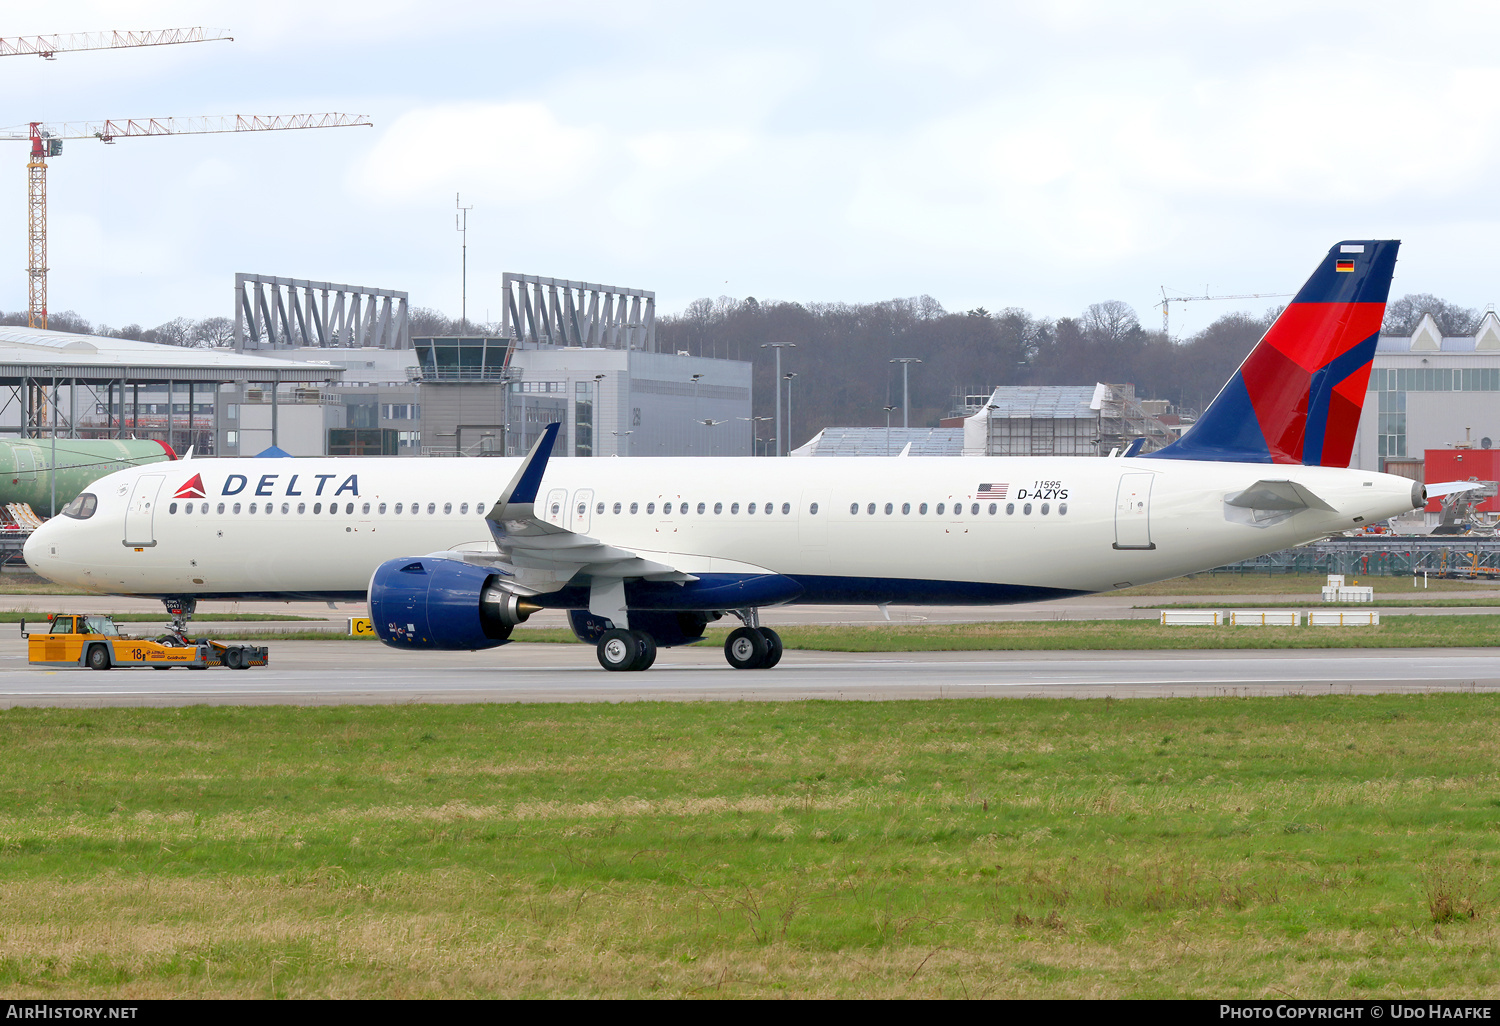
[24,454,1420,604]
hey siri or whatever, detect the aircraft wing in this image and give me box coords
[437,422,696,594]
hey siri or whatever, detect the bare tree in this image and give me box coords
[1082,300,1140,342]
[1383,293,1480,337]
[193,316,236,348]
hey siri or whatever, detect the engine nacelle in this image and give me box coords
[369,557,537,650]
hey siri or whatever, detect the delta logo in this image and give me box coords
[173,474,207,499]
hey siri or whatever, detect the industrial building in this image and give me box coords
[244,272,752,457]
[944,383,1178,457]
[0,325,342,454]
[1353,311,1500,478]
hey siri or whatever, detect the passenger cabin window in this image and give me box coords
[217,503,225,515]
[902,503,910,514]
[766,502,775,515]
[714,502,723,514]
[988,503,997,515]
[884,503,893,515]
[850,503,858,515]
[427,503,435,515]
[971,503,980,516]
[749,503,757,514]
[646,502,656,514]
[630,502,638,514]
[1041,503,1050,515]
[731,502,740,514]
[782,502,791,514]
[697,502,706,514]
[169,502,178,514]
[314,503,322,514]
[866,503,875,515]
[1007,502,1015,515]
[809,503,818,514]
[1024,503,1032,515]
[62,493,96,519]
[233,503,242,514]
[379,503,388,514]
[446,503,454,515]
[1059,503,1068,516]
[363,503,371,514]
[919,503,928,514]
[297,503,306,514]
[394,503,403,514]
[936,503,945,515]
[613,502,621,514]
[595,502,603,515]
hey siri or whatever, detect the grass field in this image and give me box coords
[1,697,1498,998]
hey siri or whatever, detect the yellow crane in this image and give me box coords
[0,27,234,329]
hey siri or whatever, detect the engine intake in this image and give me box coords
[369,557,538,650]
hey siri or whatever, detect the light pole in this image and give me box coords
[760,342,796,456]
[593,373,606,456]
[883,405,898,456]
[455,193,473,332]
[738,415,773,456]
[890,358,922,429]
[784,372,797,454]
[690,373,704,454]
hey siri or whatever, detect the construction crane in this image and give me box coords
[0,27,235,329]
[0,113,372,329]
[1156,286,1293,340]
[0,28,232,59]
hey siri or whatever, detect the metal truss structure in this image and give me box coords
[235,274,410,351]
[501,273,655,351]
[0,27,232,59]
[1214,537,1500,577]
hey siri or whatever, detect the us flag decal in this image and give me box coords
[977,483,1008,498]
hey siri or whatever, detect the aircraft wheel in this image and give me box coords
[597,628,638,672]
[725,626,768,670]
[758,628,783,669]
[629,630,657,671]
[86,644,111,671]
[223,648,243,670]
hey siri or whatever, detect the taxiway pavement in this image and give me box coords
[0,639,1494,706]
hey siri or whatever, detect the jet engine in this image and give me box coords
[368,557,540,650]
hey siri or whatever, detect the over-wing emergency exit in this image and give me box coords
[23,241,1423,672]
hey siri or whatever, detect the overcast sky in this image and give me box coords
[2,1,1498,338]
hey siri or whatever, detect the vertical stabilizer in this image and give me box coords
[1145,240,1398,466]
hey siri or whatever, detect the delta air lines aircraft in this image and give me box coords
[24,241,1424,672]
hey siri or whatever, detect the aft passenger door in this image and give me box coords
[1112,472,1156,550]
[544,488,568,528]
[124,475,164,548]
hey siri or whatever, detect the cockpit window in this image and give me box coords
[61,493,97,520]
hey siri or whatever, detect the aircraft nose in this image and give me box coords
[22,519,55,573]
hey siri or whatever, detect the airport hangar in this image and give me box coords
[0,325,344,454]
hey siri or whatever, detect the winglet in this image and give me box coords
[486,421,561,522]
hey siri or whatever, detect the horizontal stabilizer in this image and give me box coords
[1225,479,1337,512]
[1424,480,1492,499]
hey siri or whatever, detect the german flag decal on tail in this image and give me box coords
[1144,239,1399,468]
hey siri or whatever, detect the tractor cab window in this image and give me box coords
[82,616,120,637]
[48,617,76,634]
[61,493,98,520]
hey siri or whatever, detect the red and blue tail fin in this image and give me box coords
[1144,240,1398,466]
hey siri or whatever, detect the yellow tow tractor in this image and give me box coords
[23,614,269,671]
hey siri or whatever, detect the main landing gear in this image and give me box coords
[723,608,781,670]
[596,628,657,672]
[589,609,782,672]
